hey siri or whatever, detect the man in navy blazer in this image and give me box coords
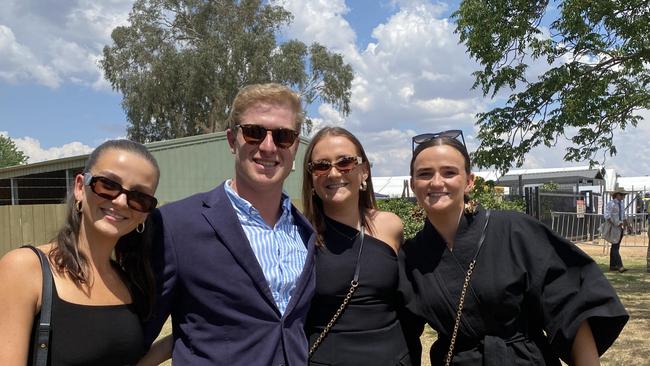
[144,83,316,365]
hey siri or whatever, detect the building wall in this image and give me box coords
[0,132,310,254]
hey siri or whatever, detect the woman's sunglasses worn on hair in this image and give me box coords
[236,124,299,149]
[308,156,363,176]
[411,129,466,151]
[84,173,158,213]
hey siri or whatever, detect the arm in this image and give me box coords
[570,320,599,366]
[137,335,172,366]
[143,209,178,346]
[0,249,42,365]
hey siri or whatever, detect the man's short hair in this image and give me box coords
[227,83,304,131]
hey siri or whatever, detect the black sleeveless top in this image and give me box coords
[305,217,411,366]
[29,269,145,365]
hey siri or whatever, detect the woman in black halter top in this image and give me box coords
[0,140,160,365]
[302,127,412,365]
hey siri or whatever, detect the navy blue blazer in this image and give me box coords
[144,182,316,365]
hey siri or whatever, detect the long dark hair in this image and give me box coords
[301,127,376,245]
[49,139,160,319]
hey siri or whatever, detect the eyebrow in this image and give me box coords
[95,171,149,192]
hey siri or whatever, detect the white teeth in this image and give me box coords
[327,183,347,189]
[102,208,126,220]
[256,160,277,167]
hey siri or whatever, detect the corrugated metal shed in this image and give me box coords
[0,132,310,206]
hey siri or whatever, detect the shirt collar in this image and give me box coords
[224,179,293,222]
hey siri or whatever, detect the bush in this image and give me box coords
[377,198,425,240]
[377,178,524,240]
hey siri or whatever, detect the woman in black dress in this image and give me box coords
[399,131,628,365]
[302,126,411,365]
[0,140,160,365]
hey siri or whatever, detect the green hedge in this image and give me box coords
[377,177,525,240]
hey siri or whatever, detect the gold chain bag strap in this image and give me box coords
[445,210,491,366]
[309,227,365,357]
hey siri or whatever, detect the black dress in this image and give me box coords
[28,267,145,365]
[306,216,411,366]
[399,208,629,366]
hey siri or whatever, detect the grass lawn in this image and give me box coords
[156,245,649,365]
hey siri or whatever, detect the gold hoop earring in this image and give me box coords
[360,180,367,191]
[136,222,145,234]
[75,200,82,213]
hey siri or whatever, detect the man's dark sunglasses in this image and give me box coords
[236,124,299,149]
[307,156,363,176]
[411,129,465,151]
[84,173,158,213]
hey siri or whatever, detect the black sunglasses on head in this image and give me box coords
[84,173,158,213]
[236,124,299,149]
[307,156,363,176]
[411,129,465,151]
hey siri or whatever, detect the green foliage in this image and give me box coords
[377,198,425,240]
[470,176,526,211]
[539,181,559,191]
[377,183,525,240]
[454,0,650,174]
[101,0,354,143]
[0,135,27,168]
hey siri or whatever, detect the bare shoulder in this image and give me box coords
[0,247,43,277]
[0,247,42,303]
[373,210,404,233]
[369,210,404,252]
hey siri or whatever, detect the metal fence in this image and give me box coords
[550,211,649,247]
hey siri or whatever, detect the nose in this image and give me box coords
[258,131,278,153]
[112,192,129,208]
[429,173,444,187]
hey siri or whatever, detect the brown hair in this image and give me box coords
[49,139,160,319]
[301,126,376,245]
[227,83,304,131]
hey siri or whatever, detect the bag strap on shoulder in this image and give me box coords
[22,245,53,366]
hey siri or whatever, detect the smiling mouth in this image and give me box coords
[101,208,127,220]
[254,159,278,168]
[427,192,449,197]
[326,182,348,189]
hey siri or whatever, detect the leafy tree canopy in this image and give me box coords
[454,0,650,173]
[0,135,28,168]
[101,0,353,143]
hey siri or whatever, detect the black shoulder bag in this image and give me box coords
[23,245,53,366]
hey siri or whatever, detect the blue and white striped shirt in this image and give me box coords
[224,180,308,314]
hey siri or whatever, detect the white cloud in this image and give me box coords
[12,136,93,164]
[0,25,61,87]
[0,0,132,89]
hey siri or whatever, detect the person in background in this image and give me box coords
[142,83,316,365]
[0,140,160,365]
[302,126,412,365]
[604,187,628,273]
[399,130,628,365]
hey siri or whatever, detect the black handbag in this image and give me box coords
[23,245,53,366]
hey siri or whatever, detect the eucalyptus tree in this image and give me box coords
[102,0,353,142]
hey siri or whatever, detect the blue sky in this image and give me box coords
[1,0,648,176]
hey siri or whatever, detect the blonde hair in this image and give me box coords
[227,83,304,130]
